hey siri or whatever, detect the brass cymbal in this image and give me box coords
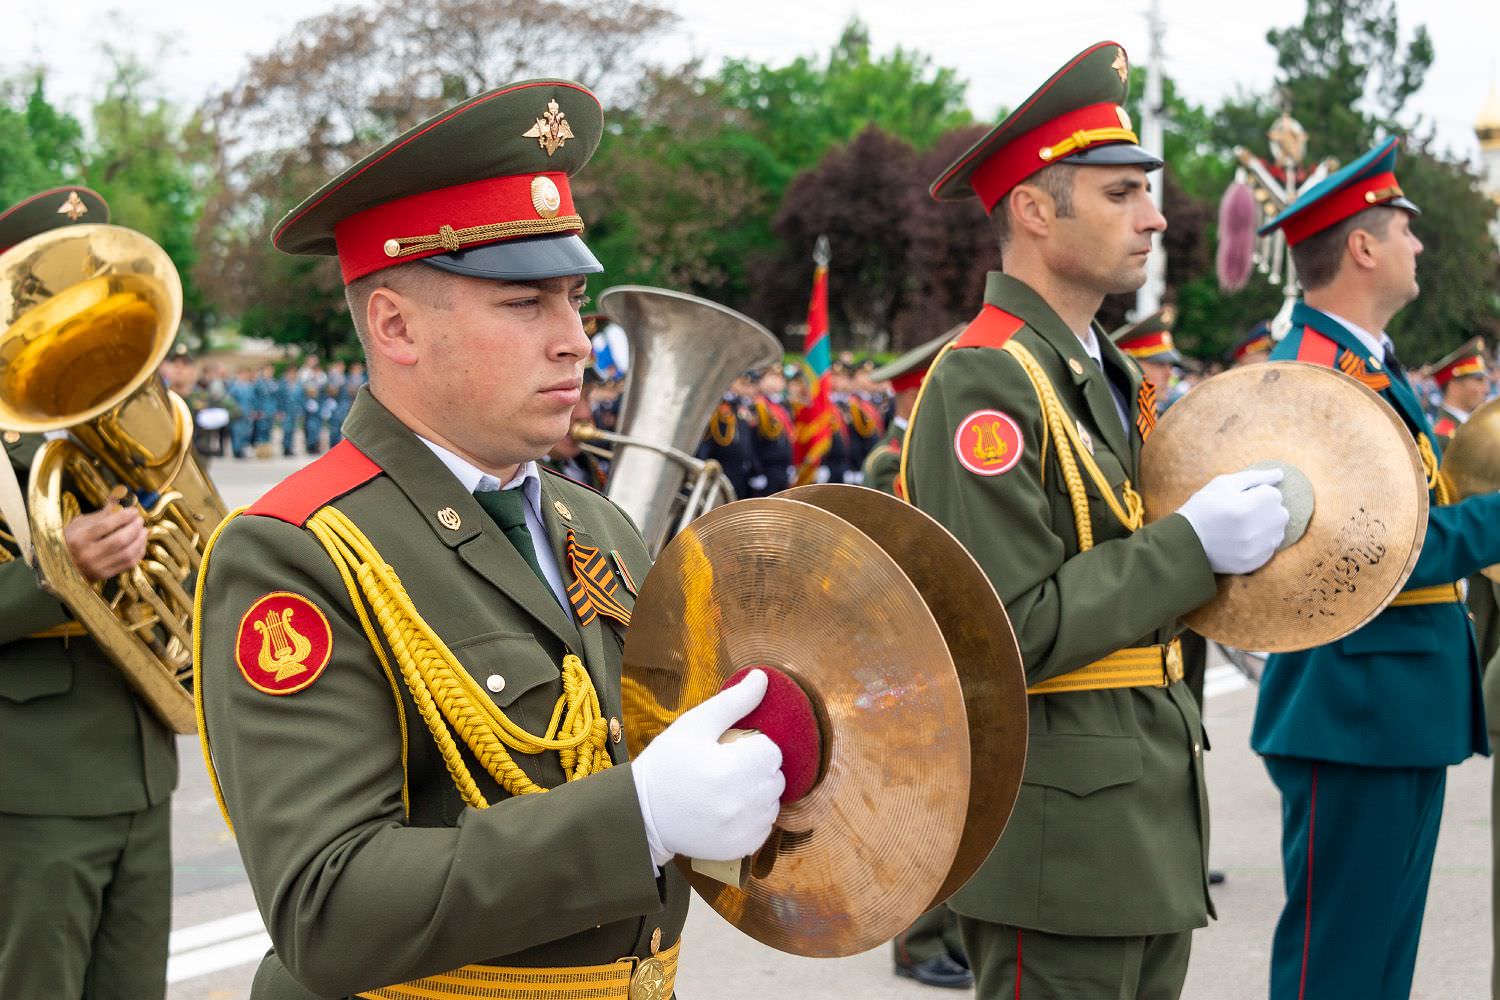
[1440,396,1500,582]
[621,496,971,957]
[782,484,1026,909]
[1139,361,1427,652]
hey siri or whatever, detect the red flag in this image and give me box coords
[793,237,836,484]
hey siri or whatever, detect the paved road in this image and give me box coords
[165,455,1494,999]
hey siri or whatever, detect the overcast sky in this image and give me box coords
[5,0,1496,164]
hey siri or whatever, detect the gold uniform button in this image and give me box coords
[610,717,623,744]
[1068,358,1085,376]
[1192,742,1202,758]
[3,432,19,445]
[486,674,506,694]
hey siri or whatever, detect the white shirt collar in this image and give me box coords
[417,436,539,498]
[1317,309,1393,359]
[1447,404,1472,422]
[1079,326,1103,365]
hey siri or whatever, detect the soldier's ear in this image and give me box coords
[1008,184,1052,240]
[365,285,420,368]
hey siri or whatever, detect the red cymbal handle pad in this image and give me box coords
[722,666,823,804]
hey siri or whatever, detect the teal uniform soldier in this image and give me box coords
[1428,336,1487,445]
[228,368,259,458]
[1254,138,1500,1000]
[0,187,177,999]
[194,80,786,1000]
[903,42,1289,999]
[278,367,302,456]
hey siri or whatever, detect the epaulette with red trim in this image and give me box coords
[245,440,383,527]
[1433,415,1457,439]
[1294,326,1391,392]
[952,305,1025,351]
[540,464,606,497]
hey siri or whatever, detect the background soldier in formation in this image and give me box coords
[749,367,795,496]
[194,80,785,1000]
[903,43,1288,998]
[1255,138,1500,1000]
[0,187,176,1000]
[861,332,948,498]
[1428,337,1488,445]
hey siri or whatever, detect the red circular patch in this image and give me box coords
[235,592,333,695]
[954,409,1024,476]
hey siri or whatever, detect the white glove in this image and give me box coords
[1176,467,1290,575]
[631,669,785,867]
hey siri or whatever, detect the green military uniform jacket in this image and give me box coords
[0,434,177,817]
[197,391,688,1000]
[904,273,1217,937]
[861,418,905,496]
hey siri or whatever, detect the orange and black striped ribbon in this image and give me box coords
[565,530,632,628]
[1136,382,1158,442]
[1337,350,1391,392]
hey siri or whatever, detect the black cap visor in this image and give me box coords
[1068,142,1163,172]
[421,233,602,281]
[1390,196,1421,217]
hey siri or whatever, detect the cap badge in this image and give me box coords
[522,99,576,156]
[531,176,561,219]
[1111,48,1129,84]
[56,191,88,221]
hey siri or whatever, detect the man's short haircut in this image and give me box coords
[343,262,453,352]
[1290,206,1396,292]
[992,161,1080,252]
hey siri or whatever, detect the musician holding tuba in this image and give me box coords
[0,188,176,1000]
[193,81,788,1000]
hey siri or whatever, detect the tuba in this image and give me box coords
[0,224,227,734]
[573,286,781,554]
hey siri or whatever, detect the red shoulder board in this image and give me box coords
[246,440,382,527]
[1295,327,1339,368]
[540,464,605,497]
[953,305,1025,350]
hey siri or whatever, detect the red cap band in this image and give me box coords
[1435,356,1485,387]
[1120,330,1174,358]
[890,368,929,393]
[969,102,1136,212]
[1281,171,1402,246]
[332,172,579,282]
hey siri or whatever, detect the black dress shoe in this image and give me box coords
[895,954,974,989]
[1209,869,1227,885]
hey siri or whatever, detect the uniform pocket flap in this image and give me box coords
[450,631,561,707]
[0,644,74,703]
[1337,615,1440,656]
[1022,734,1142,798]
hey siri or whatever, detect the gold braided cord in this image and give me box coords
[389,216,584,259]
[1042,127,1139,161]
[305,506,610,810]
[1417,435,1454,506]
[1001,341,1143,550]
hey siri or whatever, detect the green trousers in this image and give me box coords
[957,916,1191,1000]
[892,904,965,965]
[0,799,171,1000]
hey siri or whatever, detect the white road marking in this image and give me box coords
[167,909,268,983]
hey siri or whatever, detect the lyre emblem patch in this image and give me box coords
[954,409,1024,476]
[236,592,333,695]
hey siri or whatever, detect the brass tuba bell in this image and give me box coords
[0,223,227,734]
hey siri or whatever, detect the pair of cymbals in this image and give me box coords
[621,484,1027,957]
[1138,362,1428,652]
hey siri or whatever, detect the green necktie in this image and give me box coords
[473,487,549,588]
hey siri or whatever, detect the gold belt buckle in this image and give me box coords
[1164,639,1184,685]
[629,955,668,1000]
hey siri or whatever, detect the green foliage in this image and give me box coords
[0,73,85,207]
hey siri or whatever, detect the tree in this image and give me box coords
[84,43,216,336]
[197,0,676,356]
[0,72,85,209]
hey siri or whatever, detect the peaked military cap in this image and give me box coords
[871,327,959,393]
[1431,336,1488,388]
[1259,136,1420,246]
[274,79,604,284]
[1111,305,1181,363]
[0,186,109,252]
[1230,321,1274,363]
[930,41,1160,211]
